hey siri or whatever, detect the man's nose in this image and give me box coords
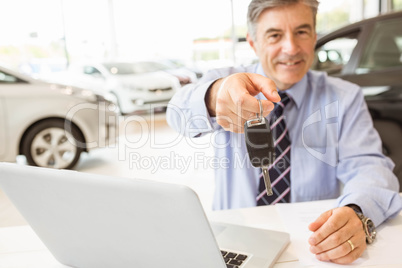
[281,35,300,55]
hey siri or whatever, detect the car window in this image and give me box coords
[0,71,18,83]
[83,66,103,76]
[357,18,402,73]
[312,32,359,75]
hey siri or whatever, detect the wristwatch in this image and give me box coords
[347,204,377,244]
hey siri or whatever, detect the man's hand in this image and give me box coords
[308,207,366,264]
[205,73,280,133]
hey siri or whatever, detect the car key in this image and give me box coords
[244,99,275,196]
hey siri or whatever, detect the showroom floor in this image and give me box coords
[0,113,216,228]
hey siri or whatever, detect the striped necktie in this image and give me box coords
[257,93,291,205]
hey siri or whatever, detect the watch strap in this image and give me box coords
[345,204,376,244]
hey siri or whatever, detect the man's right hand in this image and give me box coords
[205,73,281,133]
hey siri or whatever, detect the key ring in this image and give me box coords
[247,99,266,127]
[256,99,264,122]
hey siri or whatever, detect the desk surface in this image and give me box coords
[0,199,401,268]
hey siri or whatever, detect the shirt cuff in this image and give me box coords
[336,191,402,227]
[188,79,221,136]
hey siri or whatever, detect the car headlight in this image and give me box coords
[54,84,97,101]
[51,83,119,113]
[95,93,119,112]
[62,85,115,105]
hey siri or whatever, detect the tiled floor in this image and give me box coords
[0,113,216,227]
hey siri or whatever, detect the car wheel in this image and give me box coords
[21,120,85,169]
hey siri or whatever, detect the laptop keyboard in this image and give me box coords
[221,250,248,268]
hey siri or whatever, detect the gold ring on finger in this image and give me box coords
[347,239,355,252]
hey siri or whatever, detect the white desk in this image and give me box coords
[0,199,401,268]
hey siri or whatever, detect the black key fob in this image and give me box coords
[244,117,275,167]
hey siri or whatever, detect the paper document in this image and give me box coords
[275,200,402,267]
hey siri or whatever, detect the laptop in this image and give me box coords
[0,163,289,268]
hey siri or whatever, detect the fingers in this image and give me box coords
[216,108,274,133]
[216,110,246,133]
[308,209,348,246]
[242,73,281,103]
[215,73,278,133]
[308,209,333,232]
[216,98,275,133]
[218,82,274,115]
[308,207,366,264]
[316,233,367,265]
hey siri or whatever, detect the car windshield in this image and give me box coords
[102,62,169,75]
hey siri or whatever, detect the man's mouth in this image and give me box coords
[279,60,303,66]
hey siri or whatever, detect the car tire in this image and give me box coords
[21,119,85,169]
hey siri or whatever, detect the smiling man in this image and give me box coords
[167,0,402,264]
[248,2,316,90]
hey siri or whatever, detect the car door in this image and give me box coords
[312,28,363,77]
[0,69,31,160]
[313,16,402,123]
[343,16,402,87]
[313,15,402,87]
[0,92,5,158]
[0,69,13,158]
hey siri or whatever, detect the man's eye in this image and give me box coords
[269,34,280,40]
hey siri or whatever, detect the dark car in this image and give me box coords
[312,11,402,190]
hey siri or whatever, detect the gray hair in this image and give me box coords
[247,0,319,41]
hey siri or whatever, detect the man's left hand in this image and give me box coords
[308,206,366,264]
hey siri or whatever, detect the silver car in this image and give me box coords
[67,62,181,114]
[0,65,119,169]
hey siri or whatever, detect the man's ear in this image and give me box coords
[247,33,257,53]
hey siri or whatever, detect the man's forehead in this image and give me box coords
[256,3,314,30]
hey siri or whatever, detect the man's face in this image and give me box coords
[247,3,317,90]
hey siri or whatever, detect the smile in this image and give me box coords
[276,59,305,69]
[279,60,302,66]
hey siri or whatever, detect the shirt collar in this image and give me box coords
[255,63,307,109]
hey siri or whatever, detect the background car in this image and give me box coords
[135,60,199,86]
[66,62,181,115]
[312,11,402,189]
[161,59,204,80]
[0,64,118,169]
